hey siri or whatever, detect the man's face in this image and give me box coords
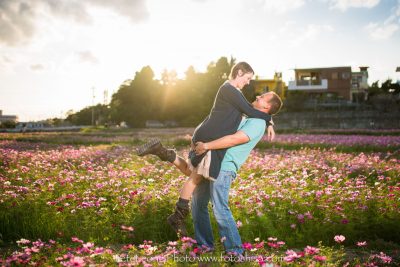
[236,71,253,89]
[252,93,273,114]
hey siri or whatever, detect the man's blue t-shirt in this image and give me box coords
[220,118,266,173]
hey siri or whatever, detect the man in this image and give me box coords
[137,92,283,255]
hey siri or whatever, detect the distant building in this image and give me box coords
[16,121,49,130]
[253,72,286,99]
[351,67,369,102]
[288,66,352,100]
[0,110,18,124]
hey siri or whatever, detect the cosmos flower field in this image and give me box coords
[0,129,399,266]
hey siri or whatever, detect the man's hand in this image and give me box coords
[195,142,208,155]
[266,125,275,142]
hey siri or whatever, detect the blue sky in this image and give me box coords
[0,0,399,121]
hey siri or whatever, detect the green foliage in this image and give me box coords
[0,120,16,129]
[66,57,237,128]
[66,104,110,126]
[368,78,400,96]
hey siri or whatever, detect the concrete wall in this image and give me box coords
[274,110,400,129]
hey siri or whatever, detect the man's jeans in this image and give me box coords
[191,170,243,254]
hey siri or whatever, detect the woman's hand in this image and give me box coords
[195,142,208,155]
[267,125,275,141]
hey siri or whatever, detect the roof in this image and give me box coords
[294,66,352,71]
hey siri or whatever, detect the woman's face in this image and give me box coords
[236,71,253,89]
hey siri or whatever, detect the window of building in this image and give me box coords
[342,72,351,79]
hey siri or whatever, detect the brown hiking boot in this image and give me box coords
[136,139,176,163]
[167,205,189,237]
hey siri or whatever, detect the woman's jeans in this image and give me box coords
[191,170,243,254]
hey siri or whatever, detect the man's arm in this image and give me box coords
[195,130,249,155]
[223,86,272,125]
[195,125,275,155]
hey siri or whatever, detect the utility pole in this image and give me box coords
[92,87,95,126]
[103,89,108,105]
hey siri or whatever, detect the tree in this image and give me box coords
[66,104,110,126]
[0,120,16,129]
[110,66,162,127]
[69,56,244,127]
[381,79,392,94]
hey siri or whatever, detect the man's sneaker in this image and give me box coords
[136,139,176,162]
[167,206,189,237]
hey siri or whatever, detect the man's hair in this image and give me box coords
[229,62,254,79]
[266,91,283,115]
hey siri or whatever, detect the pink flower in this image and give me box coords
[181,236,197,243]
[30,246,40,253]
[313,255,327,261]
[356,241,367,247]
[304,211,313,219]
[82,242,94,249]
[254,241,264,249]
[304,246,320,255]
[93,247,104,254]
[120,225,134,232]
[277,241,285,247]
[236,220,243,228]
[370,252,392,263]
[284,250,302,262]
[66,256,85,267]
[256,255,266,266]
[71,237,83,243]
[242,242,252,250]
[334,235,345,243]
[267,242,279,248]
[16,239,31,246]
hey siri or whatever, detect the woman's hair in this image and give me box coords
[267,91,283,115]
[229,62,254,79]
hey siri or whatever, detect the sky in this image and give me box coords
[1,0,400,121]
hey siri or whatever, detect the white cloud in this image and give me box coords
[282,23,335,47]
[365,0,400,40]
[30,64,45,71]
[0,1,37,45]
[261,0,305,14]
[328,0,380,11]
[365,22,399,40]
[75,51,99,64]
[298,24,334,43]
[0,0,149,46]
[89,0,149,23]
[2,56,12,63]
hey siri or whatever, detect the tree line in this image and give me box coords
[66,57,239,127]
